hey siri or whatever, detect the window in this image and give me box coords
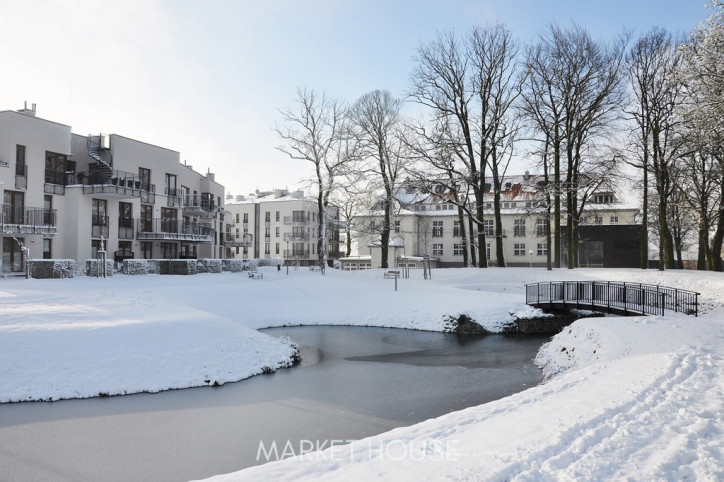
[514,243,526,256]
[276,211,280,222]
[235,228,240,238]
[43,195,53,224]
[537,243,547,256]
[594,194,614,204]
[292,210,306,223]
[433,244,443,256]
[595,216,603,225]
[118,202,133,239]
[91,239,103,258]
[161,207,177,233]
[483,219,494,237]
[235,213,240,223]
[140,205,153,232]
[165,173,177,197]
[265,211,270,223]
[92,199,109,237]
[514,219,526,237]
[453,221,461,237]
[43,239,52,259]
[276,227,280,237]
[16,145,26,177]
[580,216,588,225]
[454,244,464,256]
[161,242,177,259]
[265,227,270,238]
[275,243,280,254]
[394,220,400,233]
[243,212,248,223]
[45,151,73,185]
[536,218,548,237]
[139,168,151,191]
[432,221,443,237]
[486,243,491,260]
[610,216,619,224]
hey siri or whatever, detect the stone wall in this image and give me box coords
[30,260,76,279]
[197,259,223,274]
[168,259,198,275]
[123,259,148,275]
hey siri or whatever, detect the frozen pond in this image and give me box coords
[0,326,545,481]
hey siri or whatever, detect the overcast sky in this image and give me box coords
[0,0,709,197]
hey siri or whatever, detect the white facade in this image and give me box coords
[353,174,640,268]
[1,105,227,274]
[224,189,340,266]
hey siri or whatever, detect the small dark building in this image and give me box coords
[566,224,641,268]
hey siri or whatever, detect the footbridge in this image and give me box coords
[525,281,700,317]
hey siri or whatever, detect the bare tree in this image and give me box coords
[276,88,350,273]
[523,24,628,269]
[679,0,724,270]
[348,90,407,269]
[408,24,521,267]
[626,27,685,270]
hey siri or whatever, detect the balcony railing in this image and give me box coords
[223,233,253,247]
[15,164,27,189]
[118,217,134,240]
[0,205,57,235]
[165,187,182,207]
[136,218,214,242]
[70,169,152,199]
[182,195,216,218]
[284,249,311,258]
[283,215,312,225]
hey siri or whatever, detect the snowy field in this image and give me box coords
[1,267,722,480]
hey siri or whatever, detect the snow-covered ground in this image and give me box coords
[1,267,722,480]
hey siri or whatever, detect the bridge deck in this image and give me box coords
[526,281,699,317]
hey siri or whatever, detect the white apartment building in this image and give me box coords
[1,104,231,274]
[224,189,340,266]
[354,173,640,268]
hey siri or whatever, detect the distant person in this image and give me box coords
[277,264,281,272]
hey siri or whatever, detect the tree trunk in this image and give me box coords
[640,154,649,269]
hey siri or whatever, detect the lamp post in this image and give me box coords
[284,234,290,275]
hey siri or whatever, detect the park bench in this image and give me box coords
[248,270,263,279]
[384,270,400,279]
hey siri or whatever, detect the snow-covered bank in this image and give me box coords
[2,267,723,479]
[0,267,540,403]
[203,269,724,481]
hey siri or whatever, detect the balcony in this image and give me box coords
[283,215,312,225]
[182,195,216,218]
[223,232,252,247]
[283,249,311,258]
[165,187,182,208]
[136,218,214,242]
[1,205,57,235]
[72,169,153,200]
[286,234,311,241]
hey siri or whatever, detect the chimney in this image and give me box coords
[524,170,530,181]
[236,195,245,202]
[18,101,37,117]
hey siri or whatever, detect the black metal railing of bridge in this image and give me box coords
[525,281,700,317]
